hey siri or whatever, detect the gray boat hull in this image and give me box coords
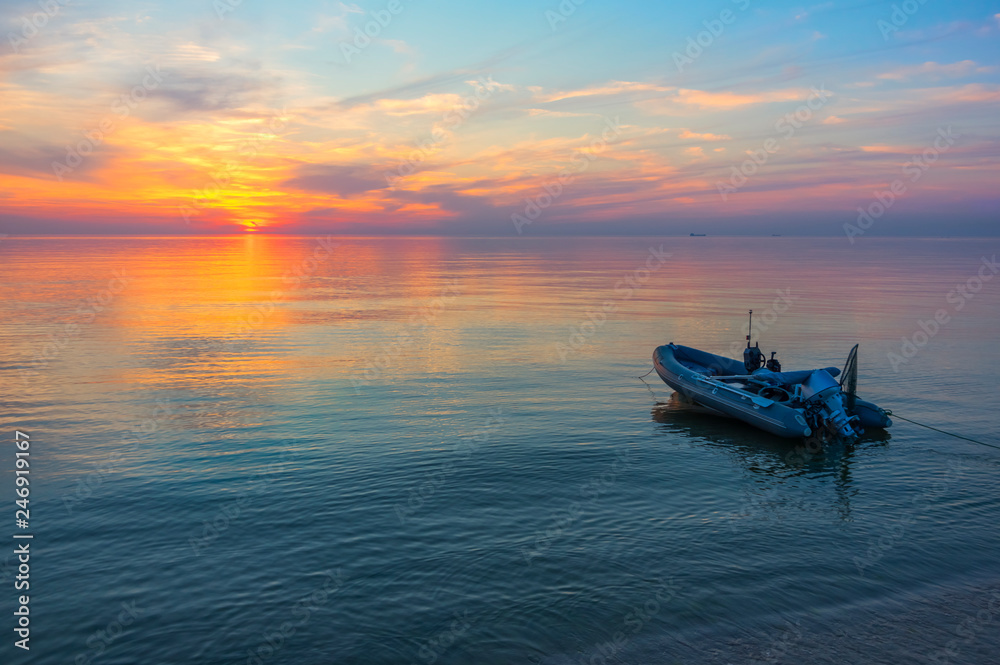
[653,343,891,440]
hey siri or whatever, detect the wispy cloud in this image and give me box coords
[877,60,993,81]
[679,130,731,141]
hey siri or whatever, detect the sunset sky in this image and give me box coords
[1,0,998,235]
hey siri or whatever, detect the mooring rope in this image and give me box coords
[634,369,662,403]
[885,411,1000,451]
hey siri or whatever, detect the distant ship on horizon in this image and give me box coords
[690,233,706,236]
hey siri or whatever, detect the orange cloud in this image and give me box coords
[637,88,810,114]
[675,88,806,109]
[679,130,731,141]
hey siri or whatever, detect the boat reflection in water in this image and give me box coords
[651,393,891,522]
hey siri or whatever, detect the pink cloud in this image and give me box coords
[877,60,992,81]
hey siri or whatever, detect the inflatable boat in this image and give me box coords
[652,313,891,443]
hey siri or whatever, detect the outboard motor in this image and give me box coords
[766,351,781,372]
[800,370,862,440]
[743,344,765,373]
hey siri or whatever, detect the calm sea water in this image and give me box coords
[1,236,999,665]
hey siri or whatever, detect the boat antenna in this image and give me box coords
[746,310,753,349]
